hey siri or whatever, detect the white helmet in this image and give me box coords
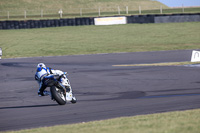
[37,63,46,69]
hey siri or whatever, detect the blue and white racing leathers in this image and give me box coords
[35,67,64,96]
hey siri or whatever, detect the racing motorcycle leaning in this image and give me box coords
[43,73,77,105]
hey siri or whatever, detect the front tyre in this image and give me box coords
[50,86,66,105]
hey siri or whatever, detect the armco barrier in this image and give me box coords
[127,13,200,24]
[154,13,200,23]
[0,13,199,30]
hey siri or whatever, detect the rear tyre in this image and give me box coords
[50,86,66,105]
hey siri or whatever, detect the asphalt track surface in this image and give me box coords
[0,50,200,131]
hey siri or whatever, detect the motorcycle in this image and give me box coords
[43,73,76,105]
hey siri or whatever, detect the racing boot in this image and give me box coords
[38,83,48,96]
[71,94,77,104]
[38,90,49,96]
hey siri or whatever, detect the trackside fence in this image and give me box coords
[0,6,200,20]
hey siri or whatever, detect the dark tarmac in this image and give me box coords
[0,50,200,131]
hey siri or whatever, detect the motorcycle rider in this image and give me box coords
[35,63,66,96]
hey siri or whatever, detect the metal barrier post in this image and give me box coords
[98,7,101,16]
[80,8,82,16]
[58,9,63,18]
[41,9,43,18]
[7,11,9,19]
[0,48,2,59]
[139,6,141,14]
[118,6,120,15]
[24,10,26,19]
[160,5,163,14]
[126,6,128,14]
[182,4,184,13]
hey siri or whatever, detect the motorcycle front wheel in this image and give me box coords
[50,86,66,105]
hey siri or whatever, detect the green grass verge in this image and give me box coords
[3,109,200,133]
[0,22,200,59]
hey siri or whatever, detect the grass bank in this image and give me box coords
[0,0,167,20]
[0,0,166,11]
[0,0,198,20]
[4,109,200,133]
[0,22,200,58]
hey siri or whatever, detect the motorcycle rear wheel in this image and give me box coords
[50,86,66,105]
